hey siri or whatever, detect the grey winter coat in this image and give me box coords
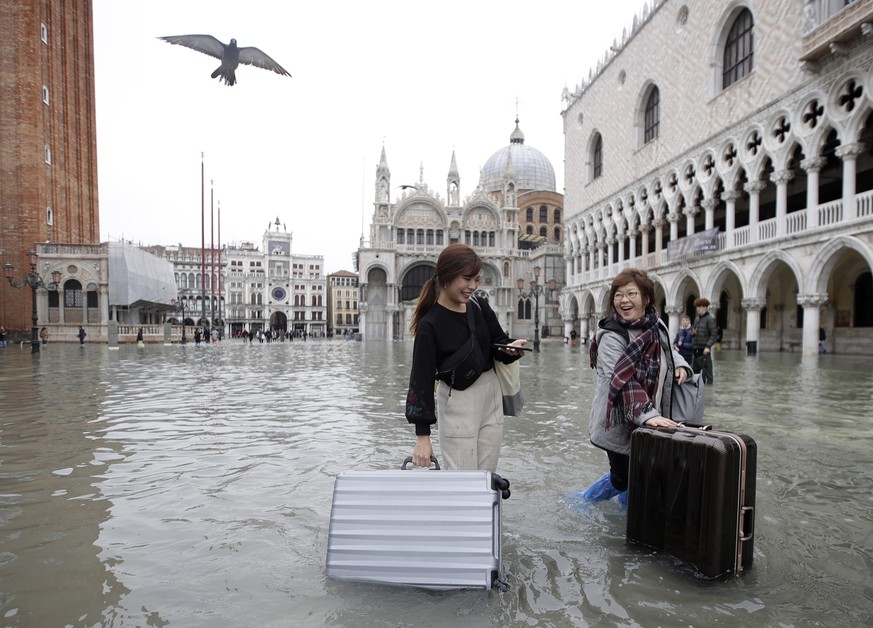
[588,320,692,456]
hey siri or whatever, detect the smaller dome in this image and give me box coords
[481,119,556,193]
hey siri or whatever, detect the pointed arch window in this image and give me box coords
[644,86,660,143]
[592,134,603,180]
[723,8,754,88]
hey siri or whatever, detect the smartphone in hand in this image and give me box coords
[493,343,533,352]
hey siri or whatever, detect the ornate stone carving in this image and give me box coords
[770,170,795,185]
[744,180,767,194]
[796,293,828,308]
[800,157,827,173]
[741,298,765,311]
[835,142,866,160]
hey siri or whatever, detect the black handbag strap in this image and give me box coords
[465,297,477,339]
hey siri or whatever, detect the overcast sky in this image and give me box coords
[93,0,646,273]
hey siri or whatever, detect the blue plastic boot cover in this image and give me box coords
[581,472,622,501]
[617,491,628,508]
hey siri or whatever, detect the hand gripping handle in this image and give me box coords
[401,455,440,470]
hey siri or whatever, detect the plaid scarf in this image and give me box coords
[590,307,661,431]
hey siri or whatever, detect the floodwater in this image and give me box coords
[1,339,872,627]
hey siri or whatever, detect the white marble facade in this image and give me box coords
[357,123,565,342]
[561,0,873,355]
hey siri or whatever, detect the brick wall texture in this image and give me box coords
[0,0,99,333]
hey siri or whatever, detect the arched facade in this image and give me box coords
[358,121,566,341]
[562,0,873,355]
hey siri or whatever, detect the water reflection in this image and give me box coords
[0,341,872,626]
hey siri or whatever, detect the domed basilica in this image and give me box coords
[356,119,565,342]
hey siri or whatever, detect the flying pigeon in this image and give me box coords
[158,34,291,86]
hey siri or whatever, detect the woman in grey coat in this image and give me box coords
[581,268,692,505]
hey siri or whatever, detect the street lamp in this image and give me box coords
[4,250,61,354]
[517,265,556,353]
[171,297,188,344]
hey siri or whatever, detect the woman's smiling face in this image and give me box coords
[613,280,647,322]
[441,272,481,309]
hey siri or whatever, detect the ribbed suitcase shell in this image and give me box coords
[626,426,756,579]
[326,469,502,589]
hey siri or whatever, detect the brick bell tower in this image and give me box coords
[0,0,100,335]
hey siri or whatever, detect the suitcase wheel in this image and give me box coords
[492,474,511,499]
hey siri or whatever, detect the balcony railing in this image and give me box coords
[570,189,872,285]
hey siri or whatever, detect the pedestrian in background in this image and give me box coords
[673,314,694,363]
[0,326,7,348]
[77,326,87,345]
[40,327,49,346]
[690,297,717,385]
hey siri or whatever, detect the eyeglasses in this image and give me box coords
[613,290,641,301]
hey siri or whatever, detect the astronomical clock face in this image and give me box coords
[271,287,287,301]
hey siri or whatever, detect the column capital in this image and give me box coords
[835,142,865,160]
[722,190,742,202]
[744,180,767,194]
[653,218,666,229]
[639,223,653,234]
[800,157,827,173]
[770,169,795,185]
[667,211,681,224]
[742,297,766,311]
[796,293,828,308]
[700,198,718,211]
[664,305,685,316]
[684,204,701,217]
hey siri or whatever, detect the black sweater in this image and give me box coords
[405,298,518,435]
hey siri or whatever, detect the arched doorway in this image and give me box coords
[270,311,288,333]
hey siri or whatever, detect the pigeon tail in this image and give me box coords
[211,66,237,86]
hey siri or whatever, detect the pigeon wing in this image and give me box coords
[237,46,292,77]
[158,35,226,61]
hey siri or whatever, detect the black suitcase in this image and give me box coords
[626,426,756,579]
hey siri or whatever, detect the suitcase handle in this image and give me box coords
[739,505,754,541]
[676,422,712,431]
[401,455,440,470]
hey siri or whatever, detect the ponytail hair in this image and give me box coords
[410,243,482,335]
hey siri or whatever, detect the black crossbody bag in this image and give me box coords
[437,299,485,393]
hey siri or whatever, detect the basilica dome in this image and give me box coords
[481,119,556,193]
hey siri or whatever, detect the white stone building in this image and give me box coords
[224,220,327,338]
[562,0,873,355]
[356,121,565,342]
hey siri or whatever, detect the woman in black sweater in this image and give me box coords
[405,244,527,471]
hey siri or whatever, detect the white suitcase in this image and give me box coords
[326,458,511,589]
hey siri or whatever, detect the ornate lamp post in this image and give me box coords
[4,250,61,354]
[517,265,556,353]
